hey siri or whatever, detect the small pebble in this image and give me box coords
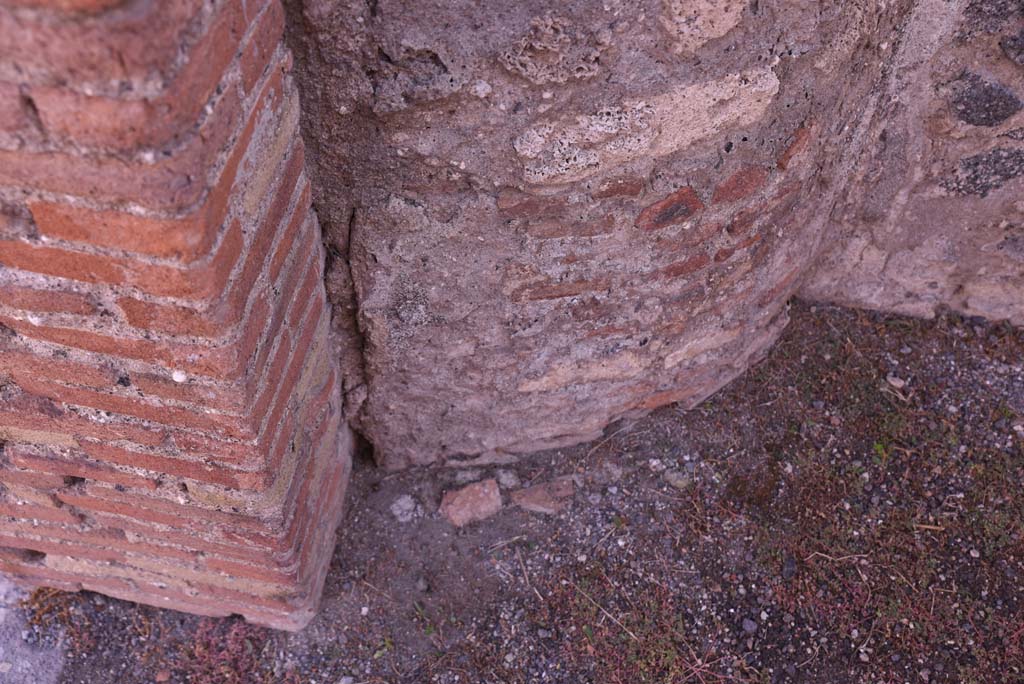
[663,469,692,490]
[496,469,521,489]
[886,374,906,389]
[454,468,482,484]
[782,554,797,580]
[390,495,419,523]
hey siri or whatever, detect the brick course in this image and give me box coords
[0,0,349,630]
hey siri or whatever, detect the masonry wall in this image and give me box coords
[0,0,351,630]
[1,0,1022,630]
[801,2,1024,324]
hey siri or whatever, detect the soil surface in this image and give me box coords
[9,300,1024,684]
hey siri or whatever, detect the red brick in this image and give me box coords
[0,402,168,448]
[656,254,711,280]
[116,296,223,339]
[0,314,167,368]
[0,467,67,491]
[116,147,305,337]
[0,147,199,214]
[0,82,30,136]
[1,1,345,629]
[81,484,270,532]
[12,374,253,440]
[0,0,204,88]
[130,218,245,299]
[0,285,97,316]
[269,185,311,283]
[80,442,261,490]
[0,216,243,299]
[635,187,704,231]
[713,234,762,263]
[131,372,246,415]
[26,61,288,257]
[777,123,813,170]
[513,278,611,301]
[169,431,259,468]
[0,520,201,564]
[259,411,296,487]
[244,434,323,552]
[0,348,117,389]
[8,447,160,492]
[8,58,286,226]
[104,516,279,564]
[200,146,306,342]
[253,232,317,386]
[496,190,562,219]
[0,532,126,564]
[26,0,244,152]
[55,491,183,529]
[712,166,769,204]
[240,0,285,95]
[215,293,272,380]
[28,203,215,264]
[0,237,127,285]
[248,330,293,433]
[278,296,327,397]
[204,555,299,585]
[256,304,327,470]
[232,144,306,292]
[0,499,82,526]
[0,305,273,381]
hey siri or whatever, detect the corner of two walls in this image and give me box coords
[0,0,1021,629]
[285,0,1024,471]
[800,0,1024,327]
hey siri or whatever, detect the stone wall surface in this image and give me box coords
[286,0,1022,469]
[801,0,1024,324]
[0,0,353,630]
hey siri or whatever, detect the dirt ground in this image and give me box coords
[9,300,1024,683]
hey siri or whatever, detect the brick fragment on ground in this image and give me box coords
[440,480,502,527]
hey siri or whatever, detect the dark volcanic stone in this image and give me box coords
[1001,29,1024,65]
[952,72,1022,126]
[944,147,1024,196]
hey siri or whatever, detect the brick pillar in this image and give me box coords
[0,0,351,630]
